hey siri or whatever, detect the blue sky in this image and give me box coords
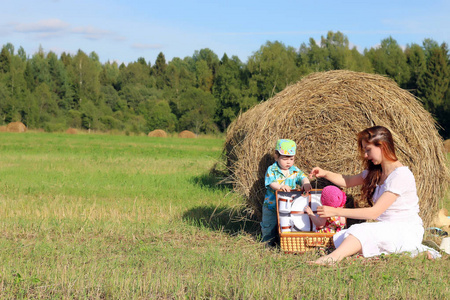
[1,0,449,65]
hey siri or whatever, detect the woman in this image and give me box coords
[309,126,438,265]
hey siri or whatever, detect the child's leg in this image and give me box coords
[314,234,362,264]
[260,206,278,244]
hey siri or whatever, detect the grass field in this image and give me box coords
[0,132,449,299]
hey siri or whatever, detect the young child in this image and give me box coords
[304,185,346,233]
[261,139,312,245]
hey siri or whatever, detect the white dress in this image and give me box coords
[333,166,439,258]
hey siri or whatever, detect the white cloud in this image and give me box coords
[14,18,69,33]
[71,26,112,40]
[9,19,117,41]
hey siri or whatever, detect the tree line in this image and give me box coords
[0,31,449,138]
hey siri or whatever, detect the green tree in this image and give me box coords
[247,41,301,101]
[417,43,450,116]
[153,52,167,89]
[365,37,410,87]
[68,50,101,106]
[137,57,150,67]
[101,85,121,112]
[138,99,177,132]
[9,55,28,106]
[195,60,213,92]
[193,48,219,79]
[32,82,59,124]
[99,61,120,88]
[0,46,11,74]
[17,46,26,61]
[440,87,450,139]
[213,54,256,131]
[79,99,98,130]
[320,31,349,70]
[4,43,14,56]
[177,87,217,133]
[119,84,161,112]
[47,51,74,109]
[346,47,373,72]
[0,80,14,123]
[117,60,152,88]
[422,39,440,58]
[298,38,331,72]
[60,52,73,67]
[405,43,426,94]
[24,46,53,93]
[165,57,195,95]
[193,49,219,68]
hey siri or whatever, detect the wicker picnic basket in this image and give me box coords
[276,189,335,253]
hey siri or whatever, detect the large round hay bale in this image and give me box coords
[178,130,196,138]
[225,70,449,226]
[444,139,450,153]
[148,129,167,137]
[6,122,27,132]
[0,125,7,132]
[66,128,78,134]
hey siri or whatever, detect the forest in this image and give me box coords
[0,31,449,138]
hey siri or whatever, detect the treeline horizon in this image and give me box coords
[0,31,449,138]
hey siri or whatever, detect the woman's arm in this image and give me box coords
[309,167,364,188]
[317,191,398,220]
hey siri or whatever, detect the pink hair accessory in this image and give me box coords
[321,185,347,208]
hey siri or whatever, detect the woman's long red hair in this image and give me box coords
[357,126,398,206]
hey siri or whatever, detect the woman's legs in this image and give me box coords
[314,234,362,265]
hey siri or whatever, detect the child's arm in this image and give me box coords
[269,182,291,192]
[304,206,327,229]
[301,177,312,192]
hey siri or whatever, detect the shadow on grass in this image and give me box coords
[190,173,233,191]
[190,162,233,191]
[187,163,259,237]
[182,205,260,237]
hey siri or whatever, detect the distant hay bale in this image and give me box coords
[6,122,27,133]
[225,70,449,226]
[178,130,197,138]
[66,128,78,134]
[444,139,450,153]
[0,125,7,132]
[148,129,167,137]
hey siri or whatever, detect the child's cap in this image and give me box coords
[275,139,296,156]
[321,186,347,208]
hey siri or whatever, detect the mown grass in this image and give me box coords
[0,132,448,299]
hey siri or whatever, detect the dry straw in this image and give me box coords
[66,128,78,134]
[444,139,450,153]
[225,70,449,226]
[7,122,27,132]
[178,130,197,138]
[148,129,167,137]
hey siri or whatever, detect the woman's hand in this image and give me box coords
[316,205,338,218]
[309,167,327,179]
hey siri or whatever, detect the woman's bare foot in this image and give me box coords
[307,255,337,266]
